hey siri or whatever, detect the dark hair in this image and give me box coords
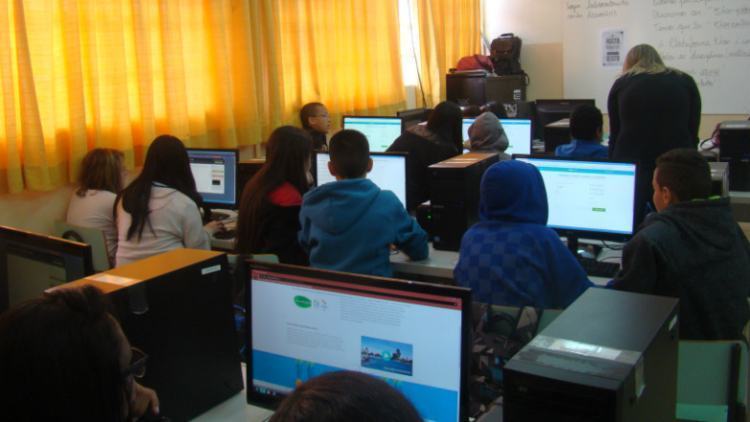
[300,102,325,130]
[329,129,370,179]
[76,148,125,196]
[270,371,422,422]
[0,285,129,421]
[236,126,313,254]
[116,135,202,241]
[426,101,463,153]
[569,104,603,141]
[655,148,711,202]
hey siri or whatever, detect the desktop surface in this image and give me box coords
[462,118,531,155]
[342,116,403,152]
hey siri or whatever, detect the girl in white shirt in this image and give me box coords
[67,148,126,266]
[114,135,223,266]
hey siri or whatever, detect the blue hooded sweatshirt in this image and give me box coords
[299,178,428,277]
[453,160,592,308]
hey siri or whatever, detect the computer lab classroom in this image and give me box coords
[1,1,750,421]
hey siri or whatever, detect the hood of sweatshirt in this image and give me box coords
[301,178,381,234]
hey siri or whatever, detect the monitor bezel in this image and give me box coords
[243,260,473,421]
[512,154,639,243]
[185,148,240,210]
[341,115,405,151]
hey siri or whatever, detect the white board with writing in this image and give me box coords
[563,0,750,114]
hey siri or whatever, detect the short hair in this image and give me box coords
[655,148,711,202]
[0,285,130,421]
[569,104,603,141]
[76,148,125,196]
[270,371,422,422]
[300,102,325,130]
[329,129,369,179]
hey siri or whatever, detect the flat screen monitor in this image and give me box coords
[513,156,637,243]
[245,261,472,422]
[342,116,403,152]
[397,108,431,131]
[186,148,239,209]
[0,225,94,312]
[534,99,595,140]
[462,118,532,155]
[315,151,408,209]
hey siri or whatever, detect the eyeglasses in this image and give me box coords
[124,347,148,379]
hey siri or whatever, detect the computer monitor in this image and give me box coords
[513,156,637,250]
[534,99,595,141]
[245,261,472,422]
[342,116,403,152]
[315,151,408,209]
[0,225,94,312]
[186,148,239,209]
[397,108,431,131]
[462,118,532,155]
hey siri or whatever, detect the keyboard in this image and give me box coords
[213,229,236,240]
[210,211,231,221]
[577,257,620,278]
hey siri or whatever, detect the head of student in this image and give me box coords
[480,160,548,224]
[468,111,509,152]
[300,102,331,134]
[569,104,603,142]
[328,129,372,180]
[622,44,668,75]
[76,148,126,196]
[652,148,711,212]
[270,371,422,422]
[0,285,157,421]
[426,101,463,153]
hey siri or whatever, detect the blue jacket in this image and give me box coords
[454,160,592,308]
[299,178,428,277]
[555,139,608,159]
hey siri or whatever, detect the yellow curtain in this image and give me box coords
[0,0,406,193]
[416,0,481,107]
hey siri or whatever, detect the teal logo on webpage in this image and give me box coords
[294,295,312,309]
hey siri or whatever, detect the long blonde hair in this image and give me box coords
[622,44,676,76]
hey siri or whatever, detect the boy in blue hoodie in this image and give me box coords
[453,160,592,308]
[298,129,429,277]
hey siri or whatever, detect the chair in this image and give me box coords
[677,340,748,422]
[54,220,111,272]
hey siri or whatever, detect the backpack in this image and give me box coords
[456,54,494,73]
[491,33,523,76]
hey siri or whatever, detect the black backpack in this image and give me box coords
[491,33,523,76]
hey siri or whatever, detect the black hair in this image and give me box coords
[655,148,712,202]
[270,371,422,422]
[426,101,463,153]
[236,126,313,254]
[0,285,129,421]
[300,102,325,131]
[569,104,603,141]
[329,129,370,179]
[116,135,202,241]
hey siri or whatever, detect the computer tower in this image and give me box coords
[543,118,571,153]
[446,71,489,107]
[719,121,750,191]
[429,153,499,251]
[53,249,243,421]
[504,289,679,421]
[709,161,729,197]
[237,159,265,201]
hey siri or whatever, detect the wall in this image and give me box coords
[0,186,74,235]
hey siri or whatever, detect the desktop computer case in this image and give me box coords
[55,249,243,421]
[504,289,679,421]
[719,121,750,191]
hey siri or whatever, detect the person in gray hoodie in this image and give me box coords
[465,111,510,160]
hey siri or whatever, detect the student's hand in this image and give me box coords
[130,382,159,421]
[204,220,224,234]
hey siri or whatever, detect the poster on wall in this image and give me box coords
[601,29,625,67]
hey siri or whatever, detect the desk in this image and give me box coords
[192,391,272,422]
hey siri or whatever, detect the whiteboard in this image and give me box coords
[563,0,750,114]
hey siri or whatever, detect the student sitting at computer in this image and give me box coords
[554,104,608,159]
[236,126,312,265]
[271,371,422,422]
[0,285,160,421]
[464,111,510,159]
[454,160,592,308]
[300,102,331,151]
[67,148,126,265]
[610,149,750,340]
[299,129,428,277]
[115,135,223,266]
[387,101,462,211]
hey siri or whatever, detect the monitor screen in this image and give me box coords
[514,156,637,240]
[186,149,239,208]
[245,261,471,422]
[462,118,532,155]
[342,116,403,152]
[0,226,94,312]
[315,152,407,209]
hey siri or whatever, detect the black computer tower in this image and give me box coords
[719,121,750,191]
[709,161,729,197]
[504,288,679,421]
[429,153,499,251]
[447,73,526,107]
